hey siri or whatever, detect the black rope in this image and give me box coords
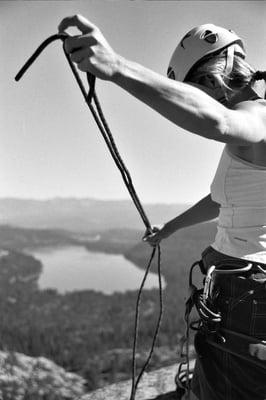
[63,48,152,231]
[15,34,164,400]
[15,33,151,232]
[175,260,204,398]
[130,245,163,400]
[15,34,68,82]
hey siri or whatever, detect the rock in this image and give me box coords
[0,350,86,399]
[81,364,180,400]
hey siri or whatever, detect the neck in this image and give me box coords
[227,85,259,108]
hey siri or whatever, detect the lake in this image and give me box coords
[28,246,165,295]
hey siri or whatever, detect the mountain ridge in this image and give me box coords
[0,198,191,232]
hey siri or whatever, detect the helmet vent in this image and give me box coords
[202,30,218,44]
[167,67,176,80]
[180,33,191,49]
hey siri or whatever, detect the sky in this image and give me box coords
[1,1,266,204]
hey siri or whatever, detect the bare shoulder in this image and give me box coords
[228,97,266,165]
[227,97,266,146]
[233,97,266,112]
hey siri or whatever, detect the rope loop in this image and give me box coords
[15,33,164,400]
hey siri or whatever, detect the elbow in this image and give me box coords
[205,108,240,143]
[214,115,230,141]
[194,112,229,142]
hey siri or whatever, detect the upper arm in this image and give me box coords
[220,100,266,145]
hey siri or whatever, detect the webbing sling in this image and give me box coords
[15,33,163,400]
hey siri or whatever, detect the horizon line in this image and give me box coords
[0,196,192,206]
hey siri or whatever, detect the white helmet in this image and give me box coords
[167,24,246,82]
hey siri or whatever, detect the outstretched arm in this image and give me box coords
[144,194,219,246]
[58,15,266,146]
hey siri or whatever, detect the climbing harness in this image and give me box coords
[176,257,266,399]
[15,33,163,400]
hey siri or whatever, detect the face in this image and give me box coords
[185,44,247,106]
[188,76,229,105]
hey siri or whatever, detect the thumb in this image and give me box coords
[58,14,96,34]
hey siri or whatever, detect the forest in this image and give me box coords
[0,222,216,391]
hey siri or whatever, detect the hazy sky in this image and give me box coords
[1,1,266,204]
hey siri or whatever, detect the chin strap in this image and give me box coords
[224,45,235,76]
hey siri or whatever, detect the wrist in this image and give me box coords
[161,222,173,238]
[110,54,126,83]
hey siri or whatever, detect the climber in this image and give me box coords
[58,15,266,400]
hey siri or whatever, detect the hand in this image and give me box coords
[58,14,120,80]
[142,224,168,247]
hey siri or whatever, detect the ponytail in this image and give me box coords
[254,70,266,81]
[253,70,266,98]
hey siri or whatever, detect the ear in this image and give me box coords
[204,74,218,89]
[193,74,219,90]
[187,81,218,98]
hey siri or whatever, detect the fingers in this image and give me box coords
[58,14,96,34]
[77,58,92,73]
[142,237,158,248]
[64,37,96,71]
[58,14,117,80]
[142,229,162,247]
[68,47,91,64]
[64,35,96,54]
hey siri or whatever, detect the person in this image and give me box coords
[58,15,266,400]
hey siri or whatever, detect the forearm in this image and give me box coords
[60,16,230,143]
[164,194,219,236]
[113,57,227,141]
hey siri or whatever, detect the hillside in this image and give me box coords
[0,198,189,232]
[0,221,217,395]
[0,225,78,250]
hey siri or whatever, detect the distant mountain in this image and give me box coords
[0,225,78,250]
[0,198,190,232]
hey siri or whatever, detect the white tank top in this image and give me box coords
[210,145,266,263]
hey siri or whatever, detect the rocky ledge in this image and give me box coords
[81,364,180,400]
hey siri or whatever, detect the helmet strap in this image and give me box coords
[224,45,235,76]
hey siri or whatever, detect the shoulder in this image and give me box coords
[228,97,266,144]
[232,96,266,108]
[232,97,266,115]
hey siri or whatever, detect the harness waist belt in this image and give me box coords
[206,328,266,370]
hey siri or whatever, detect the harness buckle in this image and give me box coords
[202,265,216,302]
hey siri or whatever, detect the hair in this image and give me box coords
[185,47,266,96]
